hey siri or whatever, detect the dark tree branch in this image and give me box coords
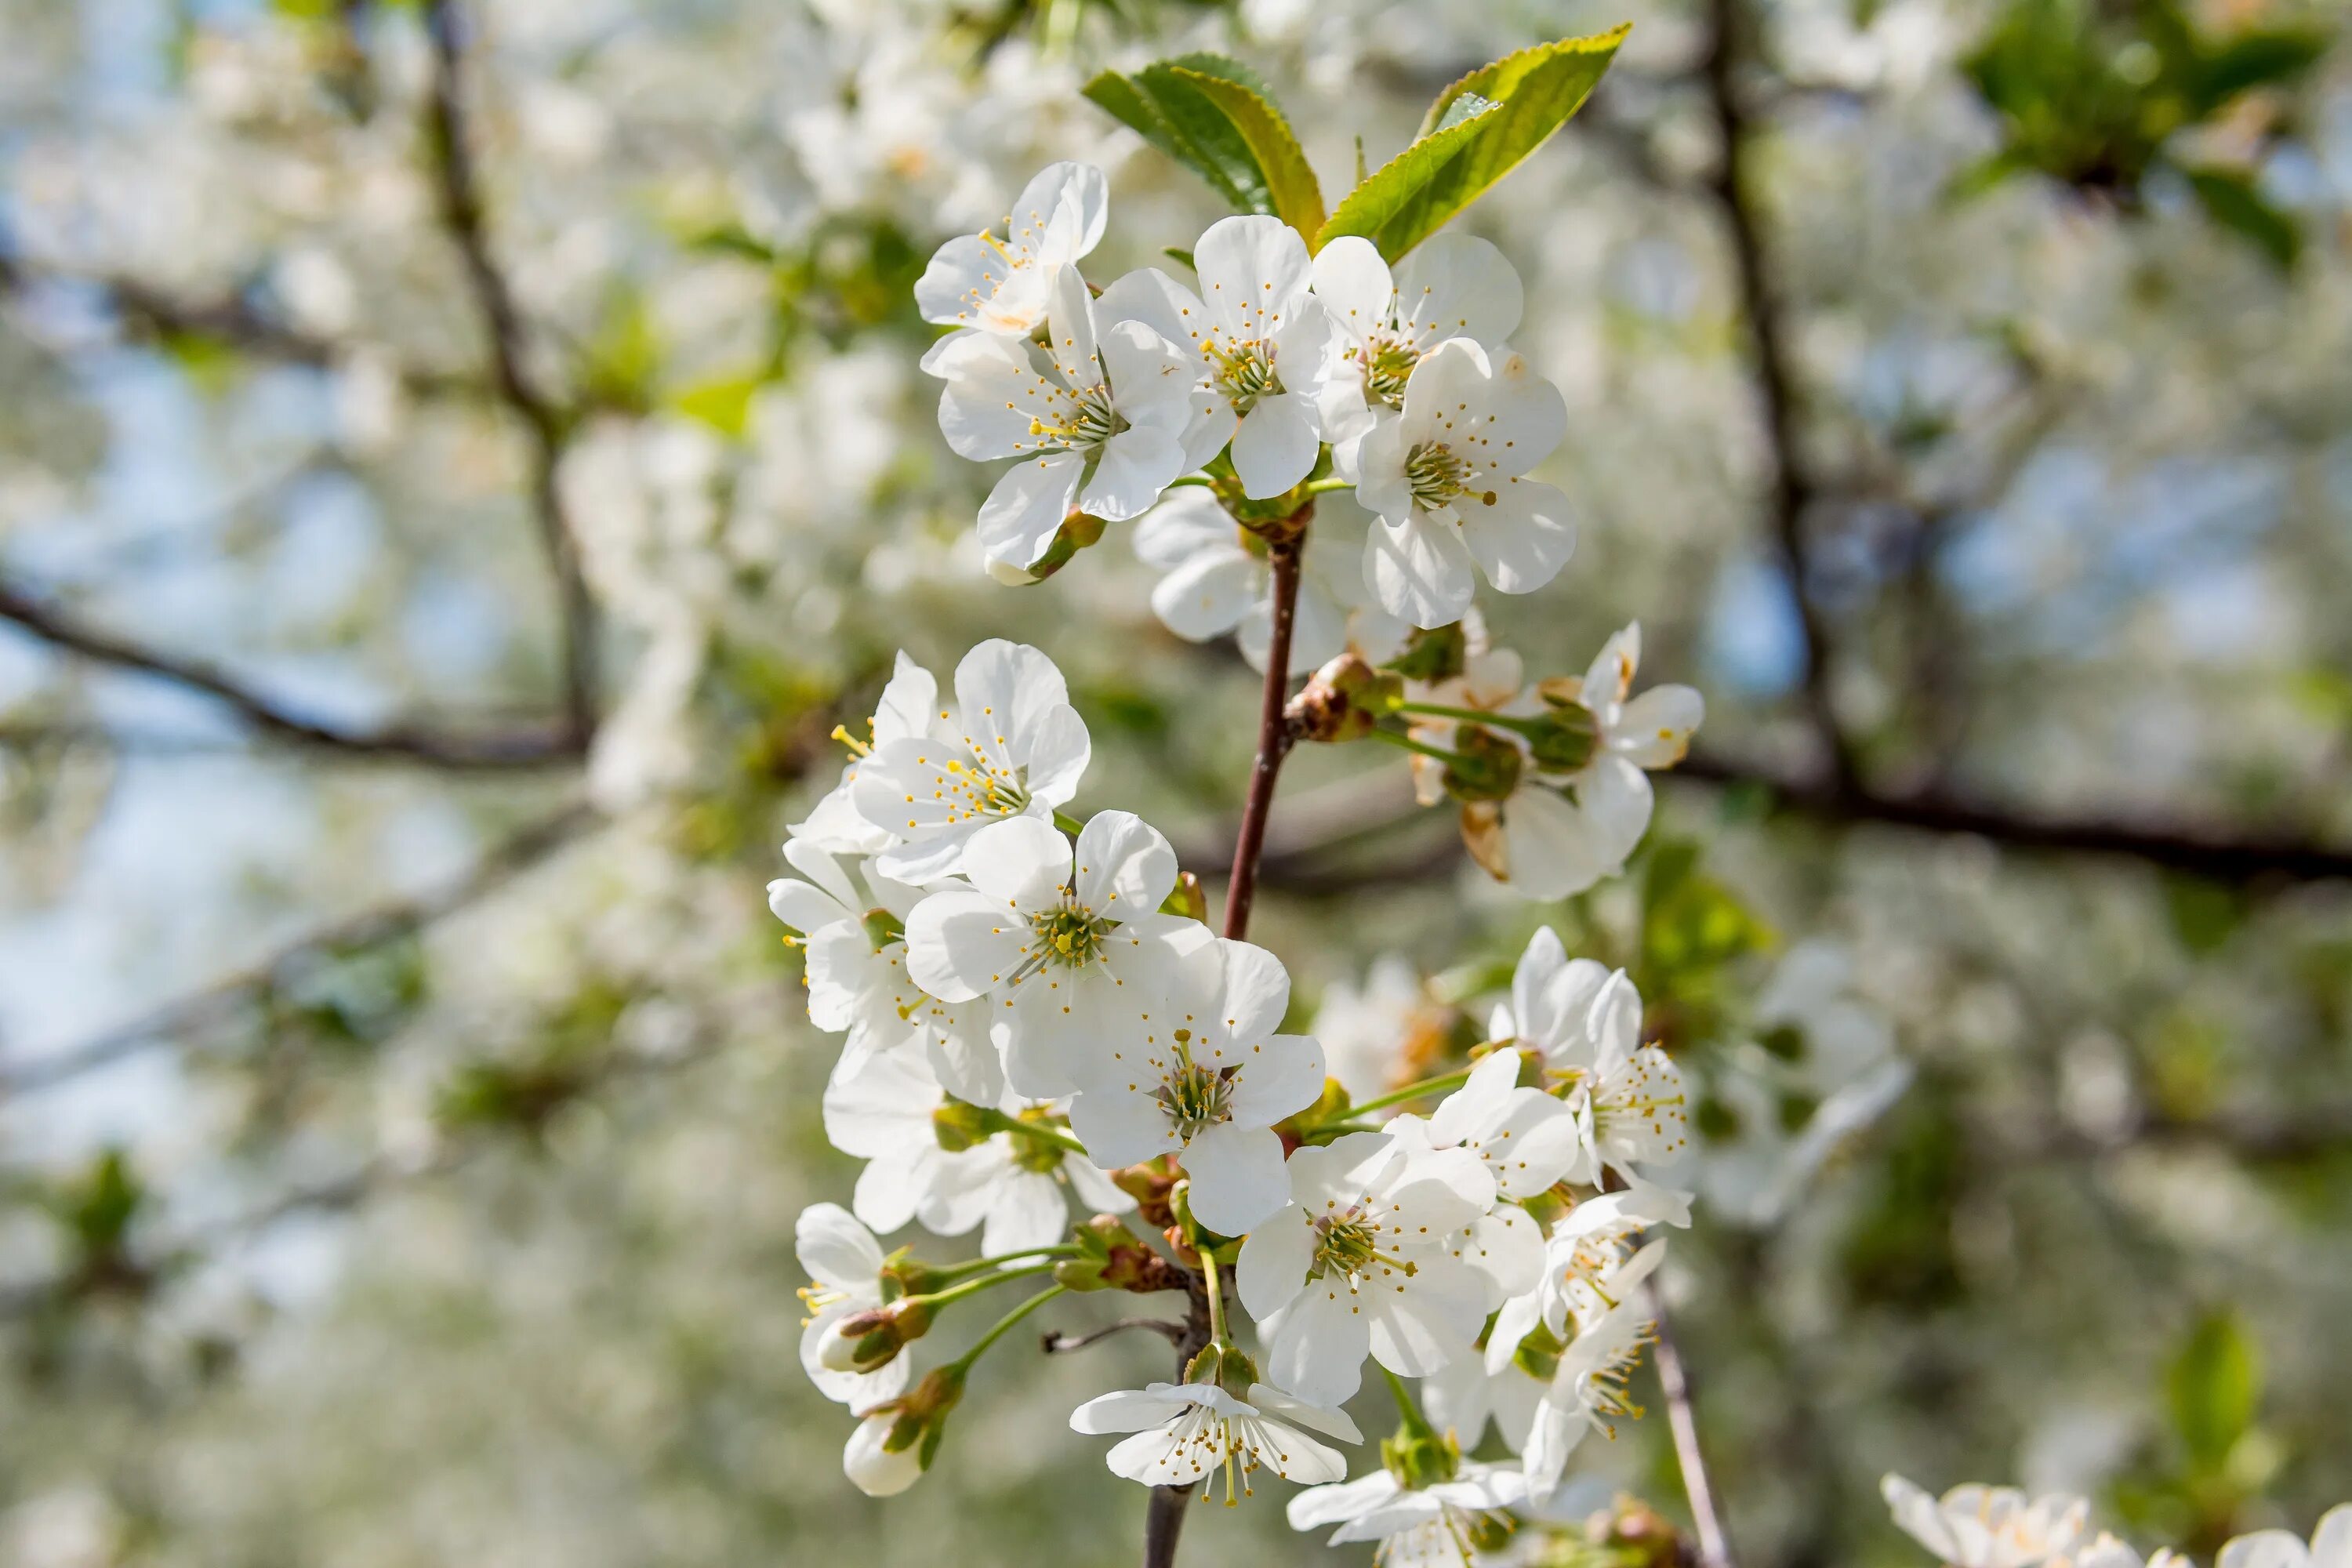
[1141,1274,1216,1568]
[0,580,586,768]
[421,0,600,748]
[1221,533,1303,941]
[0,804,597,1097]
[1698,0,1859,793]
[1040,1319,1189,1354]
[0,249,483,400]
[1675,750,2352,885]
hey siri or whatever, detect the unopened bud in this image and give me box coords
[826,1296,935,1373]
[1054,1214,1186,1294]
[1286,653,1403,743]
[1520,705,1596,771]
[1381,1419,1463,1490]
[844,1366,966,1497]
[1110,1156,1181,1227]
[1159,871,1209,924]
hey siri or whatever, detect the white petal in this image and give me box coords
[1226,1033,1328,1127]
[982,1169,1074,1256]
[1230,393,1320,499]
[1396,232,1523,350]
[1310,235,1394,342]
[795,1201,885,1289]
[1069,1083,1185,1168]
[1236,1210,1316,1320]
[1151,543,1261,642]
[1072,810,1178,916]
[1262,1286,1373,1405]
[1494,786,1609,901]
[1365,514,1478,629]
[1105,1426,1214,1486]
[1610,684,1704,768]
[1287,1470,1401,1532]
[1457,478,1576,595]
[1180,1123,1290,1235]
[977,451,1085,569]
[1081,426,1184,521]
[1094,267,1209,358]
[1070,1386,1183,1435]
[823,1049,940,1159]
[904,885,1028,1003]
[1131,488,1237,569]
[1194,213,1312,339]
[960,814,1073,909]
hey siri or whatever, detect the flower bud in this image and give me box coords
[1158,871,1209,924]
[1109,1156,1181,1227]
[1054,1214,1186,1294]
[843,1365,966,1497]
[1439,725,1523,803]
[1380,1418,1463,1490]
[824,1296,935,1373]
[1285,652,1403,743]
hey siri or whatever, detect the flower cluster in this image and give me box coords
[778,56,1726,1562]
[1883,1475,2349,1568]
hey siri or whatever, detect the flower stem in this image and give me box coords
[1199,1247,1229,1347]
[1365,725,1465,766]
[947,1283,1069,1374]
[1395,699,1520,729]
[974,1106,1088,1156]
[1166,474,1214,489]
[1054,809,1086,835]
[1380,1363,1439,1443]
[1222,532,1303,941]
[1331,1065,1476,1120]
[1299,476,1354,495]
[931,1244,1078,1283]
[917,1261,1057,1314]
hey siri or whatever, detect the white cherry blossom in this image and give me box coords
[1237,1130,1495,1406]
[1288,1460,1530,1567]
[850,640,1091,885]
[1069,1381,1359,1497]
[1097,215,1343,499]
[789,650,947,856]
[2219,1515,2352,1568]
[1357,338,1573,628]
[902,811,1211,1096]
[1518,1294,1661,1498]
[1311,232,1525,445]
[1499,937,1690,1184]
[914,161,1107,343]
[1483,1186,1690,1375]
[821,1047,1131,1255]
[795,1203,911,1409]
[766,840,997,1101]
[935,266,1209,573]
[1131,487,1360,675]
[1880,1476,2092,1568]
[1312,953,1451,1104]
[1067,936,1327,1236]
[844,1406,926,1497]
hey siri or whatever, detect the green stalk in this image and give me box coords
[974,1107,1087,1156]
[948,1283,1070,1374]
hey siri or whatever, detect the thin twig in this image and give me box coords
[1221,535,1303,941]
[420,0,599,746]
[1699,0,1857,792]
[1651,1292,1736,1568]
[0,579,586,768]
[1141,1273,1217,1568]
[0,804,597,1097]
[1040,1319,1189,1354]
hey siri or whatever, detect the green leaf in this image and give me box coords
[2183,165,2303,268]
[1319,24,1628,260]
[2169,1311,2261,1471]
[1084,55,1273,215]
[670,374,764,437]
[1166,63,1327,238]
[2188,26,2329,114]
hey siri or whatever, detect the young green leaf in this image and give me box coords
[1165,64,1327,239]
[1319,24,1629,260]
[2183,165,2303,269]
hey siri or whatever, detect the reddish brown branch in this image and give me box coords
[1221,536,1303,941]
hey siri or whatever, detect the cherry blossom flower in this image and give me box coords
[1131,487,1362,675]
[766,840,996,1101]
[1880,1476,2092,1568]
[902,811,1211,1096]
[1312,953,1454,1104]
[796,1203,911,1409]
[1067,936,1327,1236]
[1311,232,1525,445]
[849,640,1091,884]
[1482,1186,1690,1376]
[1288,1460,1530,1566]
[1236,1130,1494,1405]
[821,1047,1131,1255]
[1069,1381,1359,1497]
[914,161,1107,342]
[1097,215,1344,499]
[935,266,1210,574]
[2217,1511,2352,1568]
[844,1406,927,1497]
[1356,338,1573,628]
[789,651,952,857]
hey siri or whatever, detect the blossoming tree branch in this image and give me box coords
[771,27,1733,1566]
